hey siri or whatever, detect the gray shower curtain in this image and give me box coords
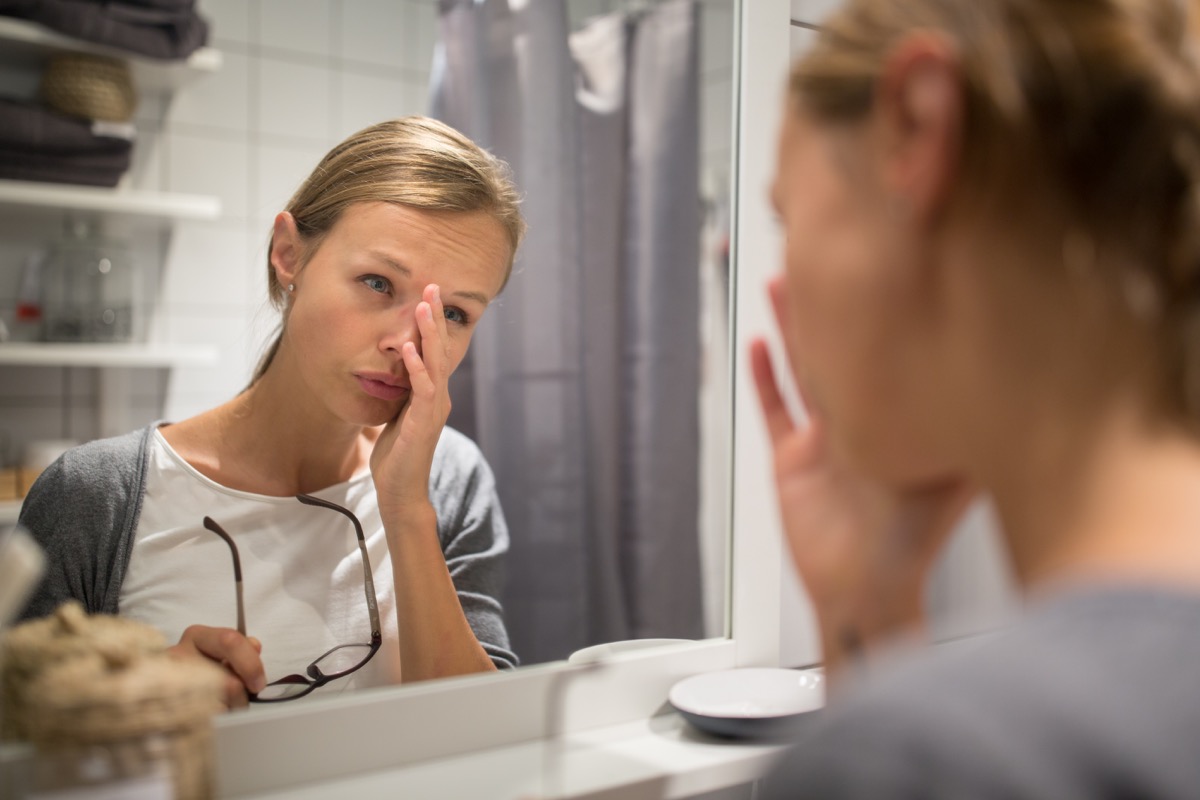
[432,0,702,665]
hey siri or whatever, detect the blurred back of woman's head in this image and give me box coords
[790,0,1200,430]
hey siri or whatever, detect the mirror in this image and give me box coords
[0,0,737,682]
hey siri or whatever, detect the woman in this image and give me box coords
[755,0,1200,795]
[18,117,524,708]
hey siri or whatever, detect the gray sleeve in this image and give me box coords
[757,666,1054,800]
[429,427,519,669]
[16,427,150,621]
[758,711,961,800]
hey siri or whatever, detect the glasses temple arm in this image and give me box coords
[296,493,382,638]
[203,516,248,636]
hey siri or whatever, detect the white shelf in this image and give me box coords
[0,179,221,222]
[0,342,219,368]
[0,501,19,525]
[0,16,221,92]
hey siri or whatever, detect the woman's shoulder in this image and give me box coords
[429,426,502,521]
[832,587,1200,722]
[434,424,483,459]
[54,425,153,473]
[20,426,154,527]
[29,425,154,498]
[431,425,492,482]
[763,588,1200,799]
[16,426,157,620]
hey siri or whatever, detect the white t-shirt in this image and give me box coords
[119,430,402,695]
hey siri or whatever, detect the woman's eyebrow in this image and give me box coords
[366,250,490,307]
[367,250,412,277]
[450,289,491,307]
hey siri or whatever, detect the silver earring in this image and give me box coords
[287,283,295,293]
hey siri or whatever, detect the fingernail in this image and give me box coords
[432,285,441,304]
[251,675,267,694]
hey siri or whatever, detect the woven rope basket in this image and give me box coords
[2,602,165,741]
[1,603,225,800]
[40,53,137,122]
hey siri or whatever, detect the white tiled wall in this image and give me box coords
[0,0,735,479]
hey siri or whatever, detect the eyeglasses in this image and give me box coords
[203,493,382,702]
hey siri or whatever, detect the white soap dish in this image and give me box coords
[668,667,824,739]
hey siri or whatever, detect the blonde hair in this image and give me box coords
[253,116,525,382]
[791,0,1200,424]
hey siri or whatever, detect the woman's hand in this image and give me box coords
[751,276,974,682]
[366,284,498,681]
[371,284,453,520]
[167,625,266,710]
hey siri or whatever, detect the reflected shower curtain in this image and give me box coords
[433,0,702,664]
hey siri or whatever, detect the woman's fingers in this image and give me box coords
[402,340,427,388]
[750,337,795,444]
[182,626,267,692]
[428,283,451,353]
[170,624,267,709]
[398,284,452,434]
[768,276,809,396]
[417,283,450,385]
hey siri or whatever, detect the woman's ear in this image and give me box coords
[270,212,303,288]
[874,33,964,227]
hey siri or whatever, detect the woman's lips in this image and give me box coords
[355,374,409,402]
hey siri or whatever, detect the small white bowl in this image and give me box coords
[669,667,825,739]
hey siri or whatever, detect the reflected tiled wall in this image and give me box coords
[0,0,735,471]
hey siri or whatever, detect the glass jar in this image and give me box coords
[30,737,175,799]
[40,218,139,343]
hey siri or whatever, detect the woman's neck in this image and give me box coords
[164,362,376,497]
[985,403,1200,595]
[937,225,1200,594]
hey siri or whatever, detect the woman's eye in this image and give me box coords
[444,306,470,326]
[361,275,391,294]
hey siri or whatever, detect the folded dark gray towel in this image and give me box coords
[97,0,197,13]
[0,157,130,187]
[0,97,133,187]
[0,98,133,155]
[81,0,199,28]
[0,0,208,60]
[0,168,126,187]
[0,146,132,174]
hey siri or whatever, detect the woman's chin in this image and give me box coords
[355,403,405,429]
[324,396,399,429]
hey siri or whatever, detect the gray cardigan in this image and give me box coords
[17,424,518,669]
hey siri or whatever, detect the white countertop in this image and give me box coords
[230,713,788,800]
[2,707,791,800]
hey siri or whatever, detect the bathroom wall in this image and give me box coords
[0,0,735,479]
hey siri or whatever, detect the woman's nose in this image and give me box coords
[379,308,421,358]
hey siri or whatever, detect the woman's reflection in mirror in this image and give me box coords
[756,0,1200,796]
[17,118,526,709]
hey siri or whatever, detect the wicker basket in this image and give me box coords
[2,601,165,741]
[40,53,137,122]
[1,602,225,800]
[25,651,225,800]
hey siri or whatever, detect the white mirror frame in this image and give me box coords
[213,2,796,795]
